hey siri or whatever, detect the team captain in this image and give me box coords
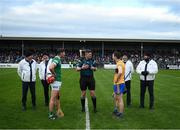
[112,51,125,118]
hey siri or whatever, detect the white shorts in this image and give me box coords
[50,81,62,91]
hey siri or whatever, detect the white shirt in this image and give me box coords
[125,60,134,82]
[17,59,37,82]
[39,59,52,80]
[136,59,158,81]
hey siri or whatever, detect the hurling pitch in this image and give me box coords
[0,68,180,129]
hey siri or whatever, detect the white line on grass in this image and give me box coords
[85,97,90,130]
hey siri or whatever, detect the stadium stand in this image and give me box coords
[0,48,179,69]
[0,37,180,69]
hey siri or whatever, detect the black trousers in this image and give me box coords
[140,80,154,108]
[22,82,36,107]
[80,76,95,91]
[125,80,131,106]
[41,80,49,105]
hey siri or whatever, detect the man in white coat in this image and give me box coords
[39,53,51,106]
[122,54,134,107]
[136,52,158,109]
[17,50,37,111]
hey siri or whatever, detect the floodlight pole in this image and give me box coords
[141,42,143,60]
[62,41,64,49]
[22,40,24,56]
[102,41,104,57]
[80,40,86,49]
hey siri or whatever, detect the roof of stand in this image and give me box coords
[1,36,180,43]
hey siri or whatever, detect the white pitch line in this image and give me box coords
[85,97,90,130]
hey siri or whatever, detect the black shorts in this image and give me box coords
[80,76,95,91]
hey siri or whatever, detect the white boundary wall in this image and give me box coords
[104,64,116,69]
[104,64,180,70]
[1,63,180,70]
[166,65,180,70]
[0,63,72,69]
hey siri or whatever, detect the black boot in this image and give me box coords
[91,96,97,113]
[81,97,85,112]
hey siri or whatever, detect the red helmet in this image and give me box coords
[47,75,55,84]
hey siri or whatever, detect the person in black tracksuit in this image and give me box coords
[76,49,97,113]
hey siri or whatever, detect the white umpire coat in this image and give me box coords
[125,60,134,82]
[17,59,37,82]
[136,59,158,81]
[39,59,52,80]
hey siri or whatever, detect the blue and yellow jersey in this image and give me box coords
[113,60,125,85]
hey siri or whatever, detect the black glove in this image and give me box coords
[141,71,149,76]
[141,71,145,75]
[146,71,149,75]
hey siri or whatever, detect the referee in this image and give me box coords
[76,49,97,113]
[136,52,158,109]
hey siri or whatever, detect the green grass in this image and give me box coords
[0,69,180,129]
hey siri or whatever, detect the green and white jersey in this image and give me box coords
[52,56,61,81]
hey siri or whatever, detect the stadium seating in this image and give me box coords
[0,48,179,69]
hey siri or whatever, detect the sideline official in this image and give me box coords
[122,54,134,107]
[39,53,51,106]
[136,52,158,109]
[17,50,37,111]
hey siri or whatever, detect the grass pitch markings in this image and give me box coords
[85,97,90,130]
